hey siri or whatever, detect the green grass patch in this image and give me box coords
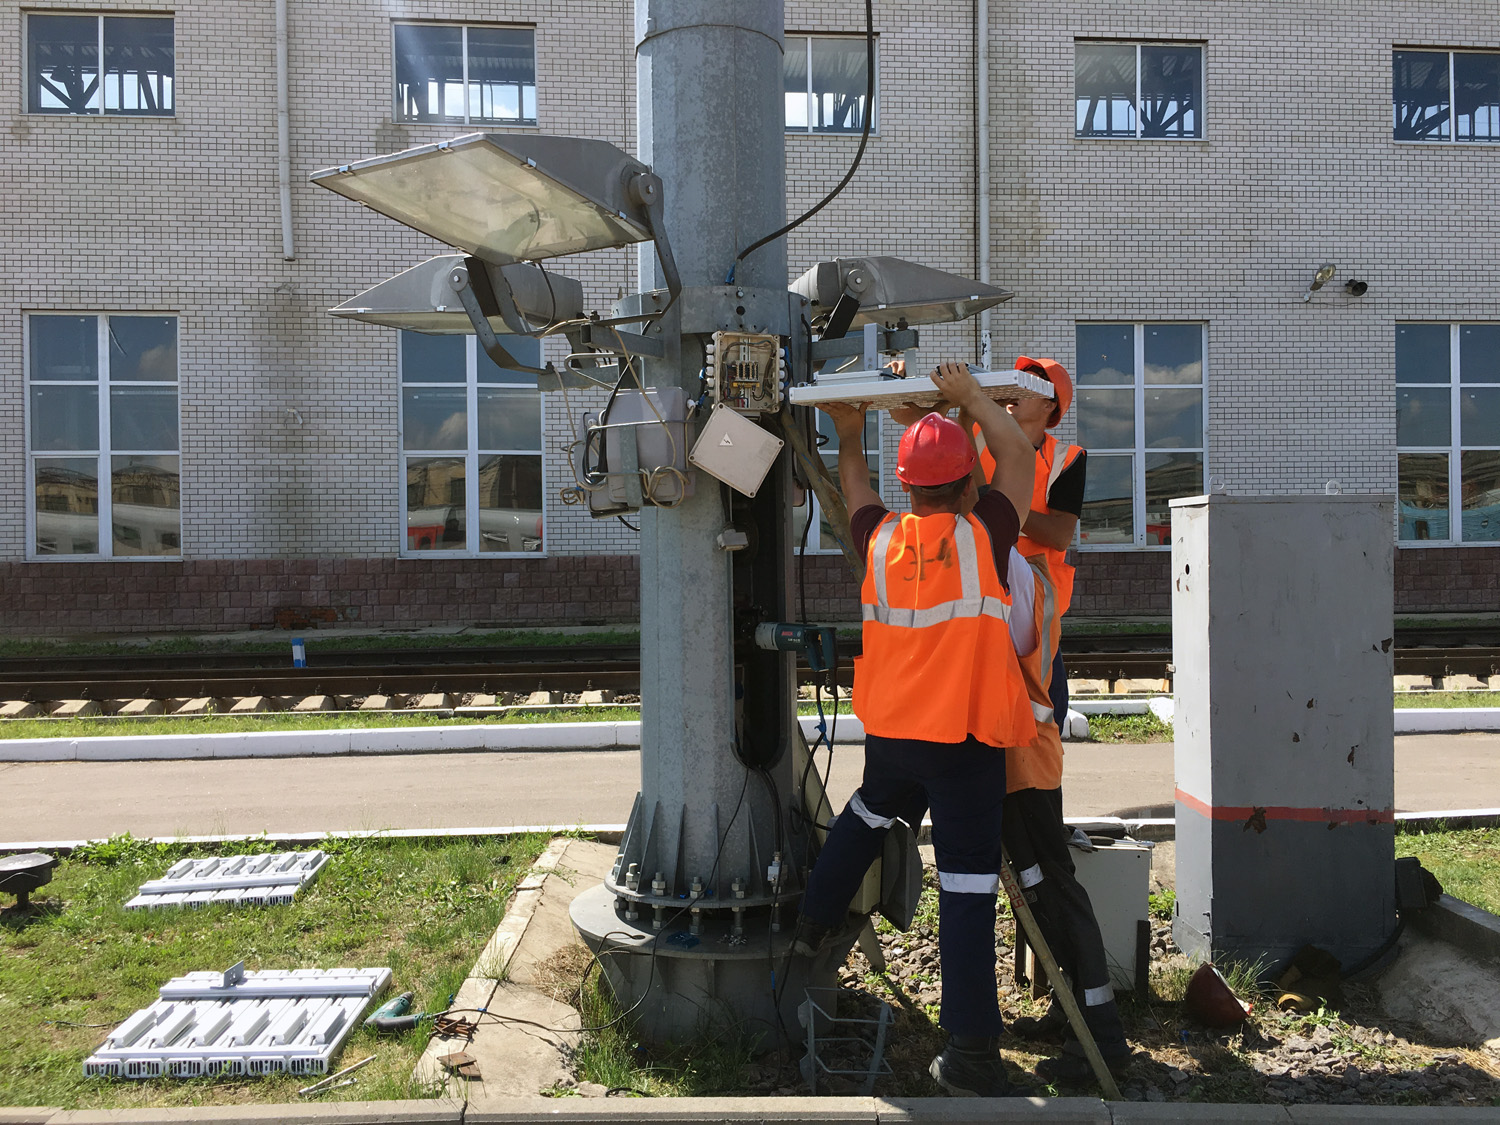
[0,628,640,660]
[0,832,549,1109]
[1084,712,1173,743]
[1397,826,1500,916]
[1394,691,1500,709]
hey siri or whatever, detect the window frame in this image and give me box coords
[1396,322,1500,547]
[398,333,547,558]
[783,32,878,136]
[24,312,182,561]
[25,11,175,118]
[1075,321,1208,551]
[1392,48,1500,145]
[1074,39,1205,141]
[391,20,538,128]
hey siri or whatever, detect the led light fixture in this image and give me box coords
[791,256,1013,331]
[330,256,583,335]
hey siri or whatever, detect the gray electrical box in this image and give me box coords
[1171,495,1397,970]
[576,387,693,515]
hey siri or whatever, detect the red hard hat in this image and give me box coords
[1016,355,1073,429]
[897,413,976,487]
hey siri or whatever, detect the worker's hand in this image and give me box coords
[817,400,870,442]
[930,361,985,410]
[886,358,907,377]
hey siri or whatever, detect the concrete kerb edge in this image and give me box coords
[23,1096,1500,1123]
[0,825,628,857]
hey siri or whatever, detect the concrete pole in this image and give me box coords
[571,0,834,1042]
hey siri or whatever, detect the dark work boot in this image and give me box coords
[790,915,836,959]
[929,1035,1033,1098]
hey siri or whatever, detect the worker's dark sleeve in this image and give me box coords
[1046,450,1087,517]
[970,490,1021,589]
[850,503,889,560]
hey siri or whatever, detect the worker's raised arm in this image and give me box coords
[816,401,882,515]
[930,362,1035,523]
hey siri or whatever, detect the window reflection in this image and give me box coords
[1077,388,1135,450]
[1080,453,1134,545]
[34,457,99,555]
[1396,386,1451,447]
[1144,453,1202,544]
[1395,323,1451,383]
[1399,453,1450,541]
[478,454,543,552]
[1461,451,1500,542]
[111,455,179,556]
[406,457,467,551]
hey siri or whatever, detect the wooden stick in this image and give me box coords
[776,411,865,580]
[998,847,1122,1100]
[297,1054,375,1096]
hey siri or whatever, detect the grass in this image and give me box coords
[1084,712,1173,743]
[1394,690,1500,708]
[0,831,549,1109]
[0,627,640,660]
[1397,825,1500,915]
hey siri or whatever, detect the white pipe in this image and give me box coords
[976,0,991,359]
[276,0,294,260]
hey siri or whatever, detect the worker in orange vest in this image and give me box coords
[975,356,1085,727]
[793,361,1038,1098]
[1004,551,1134,1083]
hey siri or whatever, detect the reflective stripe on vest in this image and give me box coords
[1031,699,1055,722]
[862,517,1012,629]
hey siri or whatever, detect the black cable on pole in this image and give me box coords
[729,0,875,280]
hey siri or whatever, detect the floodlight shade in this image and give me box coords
[310,134,654,264]
[791,256,1013,328]
[330,256,583,335]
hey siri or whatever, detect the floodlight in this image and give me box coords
[1303,263,1337,301]
[331,256,583,335]
[310,133,679,294]
[791,256,1012,334]
[1344,279,1368,297]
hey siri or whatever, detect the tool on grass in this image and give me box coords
[297,1054,374,1096]
[998,845,1122,1101]
[363,991,414,1027]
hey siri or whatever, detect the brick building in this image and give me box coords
[2,1,1496,635]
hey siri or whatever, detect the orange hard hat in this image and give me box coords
[897,413,977,487]
[1016,355,1073,428]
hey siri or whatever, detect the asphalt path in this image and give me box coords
[2,733,1498,845]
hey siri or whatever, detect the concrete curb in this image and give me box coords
[0,716,863,763]
[1409,893,1500,966]
[1395,708,1500,733]
[7,1096,1500,1123]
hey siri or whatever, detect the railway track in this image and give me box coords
[0,634,1496,707]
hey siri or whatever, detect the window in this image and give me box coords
[784,34,874,133]
[1393,50,1500,142]
[792,412,881,553]
[1075,323,1205,548]
[1397,324,1500,544]
[401,332,544,555]
[1075,41,1202,138]
[27,14,173,116]
[394,23,536,126]
[27,314,180,558]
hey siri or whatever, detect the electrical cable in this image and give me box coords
[727,0,875,282]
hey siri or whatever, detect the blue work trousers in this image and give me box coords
[800,732,1008,1037]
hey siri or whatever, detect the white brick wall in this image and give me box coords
[2,0,1496,567]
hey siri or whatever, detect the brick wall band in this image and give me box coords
[2,547,1490,635]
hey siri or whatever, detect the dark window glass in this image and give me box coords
[403,388,468,450]
[1075,323,1134,384]
[1140,45,1201,138]
[810,37,871,132]
[108,316,177,381]
[1461,450,1500,542]
[478,334,541,384]
[395,24,465,123]
[1144,452,1202,544]
[1394,50,1450,140]
[1076,388,1135,450]
[31,315,98,381]
[478,454,543,552]
[1460,325,1500,384]
[1080,453,1134,545]
[28,15,99,114]
[1144,388,1201,448]
[401,332,467,383]
[110,386,178,451]
[1075,44,1136,137]
[102,17,173,115]
[1462,388,1500,447]
[466,26,536,125]
[1453,52,1500,142]
[31,385,99,451]
[1397,386,1451,447]
[1398,453,1450,541]
[1395,323,1451,383]
[1144,324,1202,384]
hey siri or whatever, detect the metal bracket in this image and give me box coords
[576,320,665,359]
[448,261,545,376]
[629,172,681,301]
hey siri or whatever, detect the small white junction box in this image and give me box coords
[689,403,784,498]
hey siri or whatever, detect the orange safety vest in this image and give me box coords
[978,430,1083,614]
[1007,552,1066,793]
[854,510,1036,748]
